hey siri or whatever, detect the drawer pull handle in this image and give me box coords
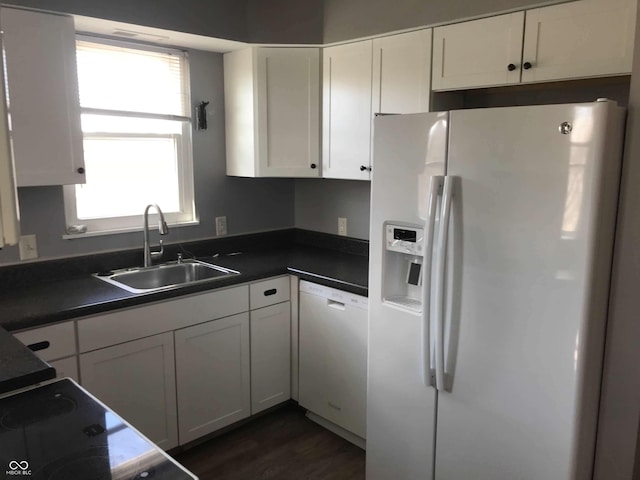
[28,341,50,352]
[264,288,277,296]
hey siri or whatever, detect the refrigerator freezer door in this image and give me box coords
[434,102,624,480]
[367,112,447,480]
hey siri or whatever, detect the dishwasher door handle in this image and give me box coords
[327,299,346,310]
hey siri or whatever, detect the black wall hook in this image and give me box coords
[196,101,210,130]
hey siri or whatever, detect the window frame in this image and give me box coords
[63,36,197,238]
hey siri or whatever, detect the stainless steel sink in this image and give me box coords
[95,259,239,293]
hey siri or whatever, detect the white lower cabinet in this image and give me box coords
[75,280,293,448]
[14,321,76,362]
[251,301,291,414]
[79,332,178,450]
[14,321,79,382]
[49,356,79,382]
[175,312,251,444]
[298,281,369,439]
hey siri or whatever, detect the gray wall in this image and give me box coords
[593,3,640,479]
[295,179,370,239]
[4,0,248,41]
[323,0,564,43]
[0,49,294,265]
[247,0,324,44]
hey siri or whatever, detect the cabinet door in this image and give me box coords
[432,12,525,91]
[175,313,250,444]
[251,302,291,414]
[299,291,368,438]
[323,41,373,180]
[1,8,85,186]
[224,48,257,177]
[522,0,636,83]
[257,48,320,177]
[0,32,18,248]
[372,29,432,114]
[79,332,178,450]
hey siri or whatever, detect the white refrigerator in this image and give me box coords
[366,101,625,480]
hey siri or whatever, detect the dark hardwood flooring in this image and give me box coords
[173,404,365,480]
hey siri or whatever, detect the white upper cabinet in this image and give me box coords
[323,30,431,181]
[1,8,85,186]
[432,12,525,91]
[224,47,320,178]
[372,29,432,114]
[0,13,19,248]
[521,0,636,83]
[323,40,373,181]
[433,0,637,91]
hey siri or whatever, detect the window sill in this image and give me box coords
[62,220,200,240]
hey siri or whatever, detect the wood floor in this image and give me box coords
[173,404,366,480]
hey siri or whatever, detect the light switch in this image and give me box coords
[19,234,38,260]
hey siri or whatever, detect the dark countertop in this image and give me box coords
[0,327,56,394]
[0,245,369,332]
[0,379,196,479]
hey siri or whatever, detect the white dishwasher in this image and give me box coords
[298,280,368,443]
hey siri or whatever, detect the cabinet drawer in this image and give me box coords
[250,276,290,309]
[14,322,76,361]
[78,285,249,353]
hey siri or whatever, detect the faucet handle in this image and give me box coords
[150,239,165,260]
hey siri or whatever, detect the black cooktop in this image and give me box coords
[0,379,196,480]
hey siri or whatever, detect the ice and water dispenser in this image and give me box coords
[382,223,425,311]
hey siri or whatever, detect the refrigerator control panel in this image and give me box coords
[385,224,424,255]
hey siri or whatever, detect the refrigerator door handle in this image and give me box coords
[421,175,443,388]
[434,175,454,392]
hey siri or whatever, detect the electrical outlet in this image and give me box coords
[19,234,38,260]
[215,216,228,236]
[338,217,347,236]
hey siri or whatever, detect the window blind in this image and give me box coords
[76,40,189,117]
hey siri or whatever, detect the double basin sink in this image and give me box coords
[95,259,239,293]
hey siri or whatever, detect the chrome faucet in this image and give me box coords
[143,204,169,267]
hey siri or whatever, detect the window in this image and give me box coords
[63,38,196,236]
